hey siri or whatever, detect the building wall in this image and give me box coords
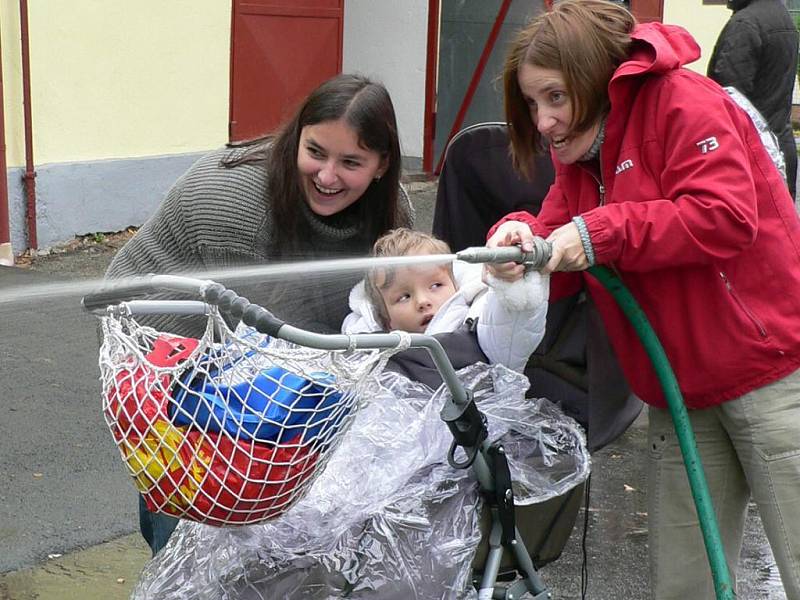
[663,1,729,75]
[4,0,432,254]
[2,2,24,169]
[0,1,754,254]
[343,0,428,164]
[25,0,230,165]
[3,1,231,253]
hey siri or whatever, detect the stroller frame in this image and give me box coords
[84,273,556,600]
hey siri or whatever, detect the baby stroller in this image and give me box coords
[84,260,590,599]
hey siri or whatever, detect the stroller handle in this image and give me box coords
[81,274,213,313]
[82,274,471,407]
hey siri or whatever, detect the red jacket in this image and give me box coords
[494,22,800,408]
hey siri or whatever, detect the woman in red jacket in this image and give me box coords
[488,1,800,598]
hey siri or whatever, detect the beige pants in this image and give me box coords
[647,369,800,600]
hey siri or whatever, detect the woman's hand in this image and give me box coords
[545,222,589,272]
[485,221,534,282]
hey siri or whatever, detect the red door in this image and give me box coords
[229,0,343,142]
[630,0,663,22]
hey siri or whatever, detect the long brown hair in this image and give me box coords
[225,74,402,253]
[504,0,634,177]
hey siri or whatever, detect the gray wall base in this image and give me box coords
[8,151,424,254]
[8,152,206,253]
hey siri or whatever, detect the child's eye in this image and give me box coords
[306,145,324,158]
[395,293,410,303]
[343,159,362,169]
[550,91,565,104]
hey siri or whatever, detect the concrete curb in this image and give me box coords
[0,534,149,600]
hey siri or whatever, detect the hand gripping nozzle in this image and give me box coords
[455,237,552,270]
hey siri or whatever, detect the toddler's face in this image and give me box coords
[377,264,456,333]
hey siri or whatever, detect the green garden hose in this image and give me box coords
[588,265,735,600]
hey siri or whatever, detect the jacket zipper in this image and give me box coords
[720,271,767,337]
[597,147,606,206]
[587,162,614,272]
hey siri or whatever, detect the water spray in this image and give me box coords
[3,241,554,310]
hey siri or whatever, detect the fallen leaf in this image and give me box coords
[624,484,636,492]
[626,528,648,537]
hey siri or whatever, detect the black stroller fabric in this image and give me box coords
[432,122,641,582]
[433,122,555,251]
[386,324,488,390]
[432,122,642,452]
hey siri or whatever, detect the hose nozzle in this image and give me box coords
[455,237,552,270]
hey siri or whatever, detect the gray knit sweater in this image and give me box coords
[106,145,414,337]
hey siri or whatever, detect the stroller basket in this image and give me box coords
[98,292,390,527]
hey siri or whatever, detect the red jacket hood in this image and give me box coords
[614,22,700,81]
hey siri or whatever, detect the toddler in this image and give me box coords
[342,228,548,372]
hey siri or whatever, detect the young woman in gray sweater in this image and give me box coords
[105,73,413,555]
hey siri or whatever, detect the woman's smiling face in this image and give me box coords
[297,118,387,217]
[517,63,601,164]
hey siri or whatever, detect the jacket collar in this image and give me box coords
[598,23,700,193]
[727,0,752,11]
[611,22,700,87]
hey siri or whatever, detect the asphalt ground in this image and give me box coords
[0,179,788,599]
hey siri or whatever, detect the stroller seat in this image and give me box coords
[433,122,554,251]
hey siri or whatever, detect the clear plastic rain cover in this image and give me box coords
[133,352,590,600]
[724,86,787,179]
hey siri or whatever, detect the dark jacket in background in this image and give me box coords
[708,0,799,200]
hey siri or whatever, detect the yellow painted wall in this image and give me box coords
[1,2,24,168]
[663,1,730,75]
[2,1,231,167]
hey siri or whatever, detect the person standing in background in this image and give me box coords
[708,0,799,200]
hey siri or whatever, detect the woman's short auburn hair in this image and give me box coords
[504,0,635,177]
